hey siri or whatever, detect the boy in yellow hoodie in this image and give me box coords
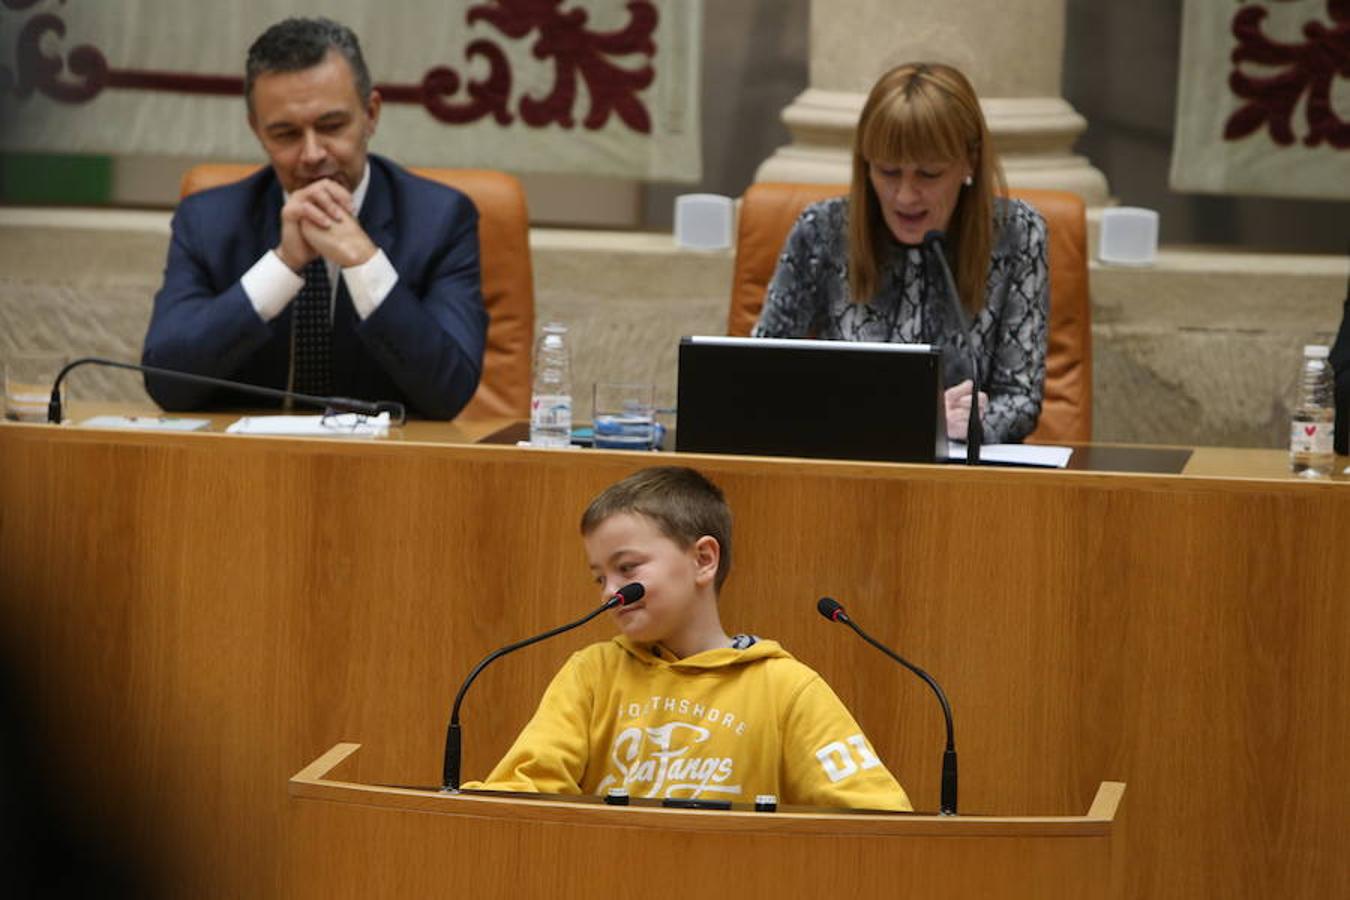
[468,466,912,810]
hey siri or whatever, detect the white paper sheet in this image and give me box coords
[225,413,390,438]
[80,415,211,432]
[946,442,1073,468]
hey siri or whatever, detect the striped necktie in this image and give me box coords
[293,258,333,397]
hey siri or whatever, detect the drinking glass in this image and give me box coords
[592,382,656,450]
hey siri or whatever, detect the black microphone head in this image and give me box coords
[327,396,381,416]
[375,401,408,426]
[817,597,847,623]
[922,229,946,247]
[613,582,645,606]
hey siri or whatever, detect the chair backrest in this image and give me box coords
[179,164,535,421]
[727,182,1092,443]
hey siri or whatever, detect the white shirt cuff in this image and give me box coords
[241,251,304,322]
[343,249,398,320]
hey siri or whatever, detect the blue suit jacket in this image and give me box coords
[142,155,488,419]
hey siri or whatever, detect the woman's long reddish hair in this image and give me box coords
[848,62,1007,315]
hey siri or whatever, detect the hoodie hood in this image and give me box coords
[612,635,794,672]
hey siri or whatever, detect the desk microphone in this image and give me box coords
[923,230,981,464]
[441,582,645,791]
[816,596,958,815]
[45,356,406,424]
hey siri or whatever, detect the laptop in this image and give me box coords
[675,336,947,463]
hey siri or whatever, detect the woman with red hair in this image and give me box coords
[753,63,1049,443]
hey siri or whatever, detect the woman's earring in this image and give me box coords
[963,175,974,187]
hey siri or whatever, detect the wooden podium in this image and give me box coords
[289,743,1125,899]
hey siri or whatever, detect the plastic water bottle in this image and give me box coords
[530,322,572,447]
[1289,344,1335,477]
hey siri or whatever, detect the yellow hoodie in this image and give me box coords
[466,636,912,811]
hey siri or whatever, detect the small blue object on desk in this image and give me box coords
[593,413,659,450]
[571,421,665,451]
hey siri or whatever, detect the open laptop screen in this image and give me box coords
[675,336,947,463]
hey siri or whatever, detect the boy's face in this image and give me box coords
[584,512,718,647]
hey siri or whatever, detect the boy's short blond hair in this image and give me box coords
[580,466,733,591]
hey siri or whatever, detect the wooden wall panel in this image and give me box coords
[1,424,1348,897]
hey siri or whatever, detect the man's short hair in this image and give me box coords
[581,466,733,591]
[245,17,372,110]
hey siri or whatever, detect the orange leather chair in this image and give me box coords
[727,182,1092,444]
[179,164,534,421]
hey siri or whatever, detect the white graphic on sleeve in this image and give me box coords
[814,734,882,784]
[598,721,742,799]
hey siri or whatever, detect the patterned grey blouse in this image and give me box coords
[751,196,1049,443]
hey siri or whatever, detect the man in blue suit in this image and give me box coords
[142,17,487,420]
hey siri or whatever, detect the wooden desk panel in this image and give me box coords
[284,743,1124,900]
[1,421,1348,897]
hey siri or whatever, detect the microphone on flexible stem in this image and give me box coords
[816,596,958,815]
[922,231,981,464]
[441,582,645,792]
[45,356,406,425]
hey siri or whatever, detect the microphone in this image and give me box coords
[922,230,981,464]
[45,356,406,424]
[441,582,645,791]
[816,596,958,815]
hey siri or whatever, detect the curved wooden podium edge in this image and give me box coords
[292,741,363,783]
[289,743,1124,837]
[1087,781,1126,820]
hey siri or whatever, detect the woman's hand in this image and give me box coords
[944,379,988,441]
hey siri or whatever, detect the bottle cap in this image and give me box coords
[1304,345,1330,358]
[604,787,630,806]
[754,794,778,811]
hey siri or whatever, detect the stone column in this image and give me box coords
[755,0,1110,204]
